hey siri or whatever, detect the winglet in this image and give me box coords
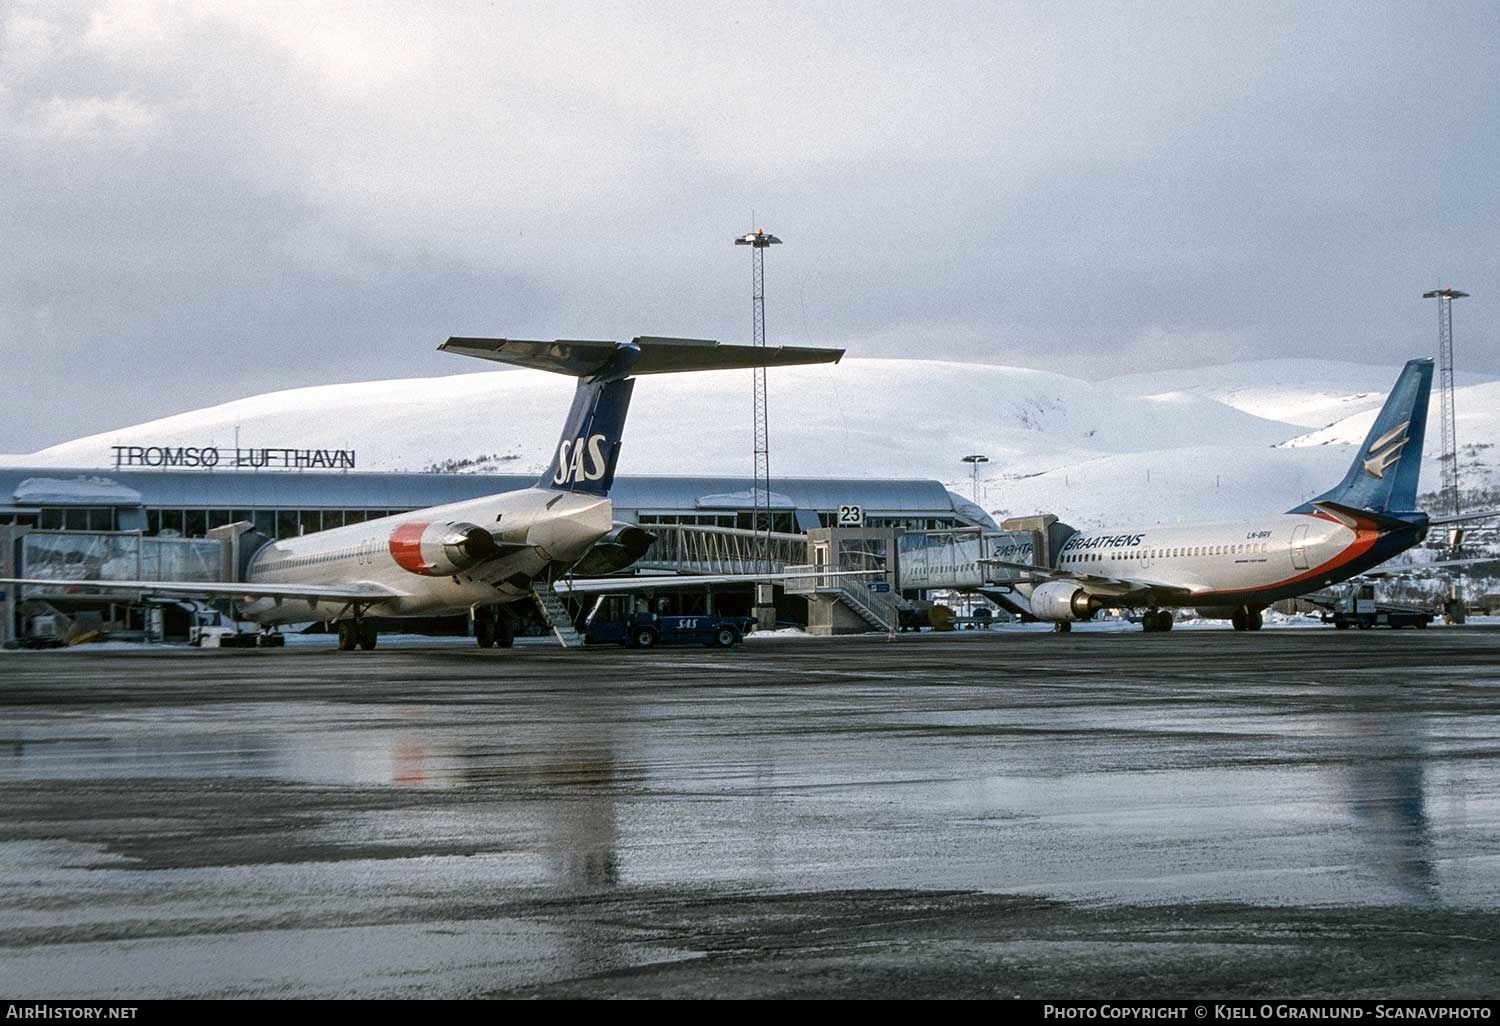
[1310,501,1414,532]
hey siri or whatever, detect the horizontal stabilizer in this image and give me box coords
[1310,501,1413,532]
[440,336,843,378]
[1359,555,1498,579]
[1427,508,1500,526]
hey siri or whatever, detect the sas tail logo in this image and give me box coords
[553,433,610,485]
[1362,420,1410,480]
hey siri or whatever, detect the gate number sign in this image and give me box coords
[838,504,864,527]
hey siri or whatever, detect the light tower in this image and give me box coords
[1423,287,1468,518]
[735,227,781,581]
[961,454,989,506]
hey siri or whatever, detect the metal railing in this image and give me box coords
[783,562,899,632]
[634,524,808,575]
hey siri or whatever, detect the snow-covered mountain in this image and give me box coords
[5,357,1497,532]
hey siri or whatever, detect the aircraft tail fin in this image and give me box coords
[1292,358,1433,515]
[439,336,844,497]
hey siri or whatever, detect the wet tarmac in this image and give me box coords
[3,628,1500,998]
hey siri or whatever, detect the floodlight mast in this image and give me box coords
[1423,287,1468,519]
[735,228,782,577]
[961,454,989,506]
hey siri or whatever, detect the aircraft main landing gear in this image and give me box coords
[1143,609,1173,632]
[473,606,516,649]
[336,618,378,651]
[1231,607,1263,632]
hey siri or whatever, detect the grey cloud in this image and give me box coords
[2,0,1497,452]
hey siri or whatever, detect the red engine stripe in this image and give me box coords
[389,521,432,575]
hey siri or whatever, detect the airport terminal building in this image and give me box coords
[0,467,990,538]
[0,465,993,644]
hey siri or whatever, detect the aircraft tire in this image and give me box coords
[1156,610,1173,632]
[1231,609,1248,631]
[1054,621,1072,633]
[1248,610,1263,631]
[358,621,378,650]
[497,613,515,648]
[476,618,497,648]
[336,623,357,651]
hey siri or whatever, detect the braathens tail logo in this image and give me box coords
[553,433,610,485]
[1362,421,1410,480]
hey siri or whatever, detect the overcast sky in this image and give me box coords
[2,0,1497,453]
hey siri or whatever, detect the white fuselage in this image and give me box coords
[1042,513,1363,604]
[907,511,1403,610]
[236,487,613,624]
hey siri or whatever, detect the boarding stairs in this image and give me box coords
[836,583,897,632]
[784,564,900,634]
[531,583,585,648]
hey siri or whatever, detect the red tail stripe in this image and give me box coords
[1198,519,1380,599]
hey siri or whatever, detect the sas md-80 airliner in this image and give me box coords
[4,336,844,649]
[984,358,1495,631]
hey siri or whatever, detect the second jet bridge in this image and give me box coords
[897,515,1078,616]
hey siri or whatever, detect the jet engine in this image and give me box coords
[388,521,502,577]
[1028,580,1105,622]
[567,524,657,576]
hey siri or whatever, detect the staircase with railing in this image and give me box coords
[784,563,899,634]
[531,582,584,648]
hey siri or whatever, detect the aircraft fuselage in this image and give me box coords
[1035,510,1428,610]
[237,487,612,623]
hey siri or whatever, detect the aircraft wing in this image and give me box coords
[979,559,1195,602]
[554,569,880,595]
[0,578,400,605]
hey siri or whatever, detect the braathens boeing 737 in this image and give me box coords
[4,336,847,649]
[980,358,1496,631]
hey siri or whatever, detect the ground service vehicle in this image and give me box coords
[583,596,753,648]
[1321,584,1433,630]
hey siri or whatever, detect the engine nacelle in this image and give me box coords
[388,520,501,577]
[568,524,657,577]
[1029,580,1105,622]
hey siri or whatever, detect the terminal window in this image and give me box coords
[143,508,418,538]
[40,508,115,531]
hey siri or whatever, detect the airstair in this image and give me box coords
[531,582,585,648]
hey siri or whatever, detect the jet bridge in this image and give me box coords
[895,514,1078,619]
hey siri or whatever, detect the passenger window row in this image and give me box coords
[1061,543,1270,563]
